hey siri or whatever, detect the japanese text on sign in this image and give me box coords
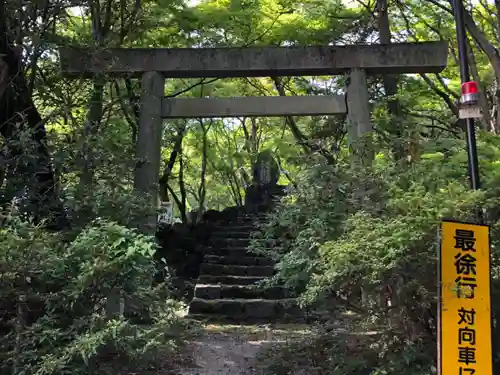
[439,221,492,375]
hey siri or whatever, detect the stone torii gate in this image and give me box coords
[59,42,448,234]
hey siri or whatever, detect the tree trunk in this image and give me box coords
[75,0,116,224]
[159,125,185,202]
[178,146,188,223]
[0,2,64,226]
[76,79,105,223]
[377,0,404,160]
[250,117,259,154]
[272,77,335,164]
[197,120,209,218]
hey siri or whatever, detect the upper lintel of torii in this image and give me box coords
[58,41,448,79]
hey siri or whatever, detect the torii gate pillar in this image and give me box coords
[134,71,164,235]
[346,68,373,162]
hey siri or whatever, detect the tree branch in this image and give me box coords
[272,77,336,164]
[166,78,219,98]
[420,73,459,117]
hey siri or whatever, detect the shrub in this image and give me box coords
[0,218,187,375]
[251,135,500,374]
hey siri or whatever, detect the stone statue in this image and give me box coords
[245,150,282,212]
[157,201,173,225]
[253,149,280,186]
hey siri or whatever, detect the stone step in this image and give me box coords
[239,216,268,222]
[200,263,274,277]
[233,216,268,224]
[202,246,255,257]
[212,225,256,232]
[210,237,251,248]
[187,313,307,324]
[204,255,274,266]
[197,275,265,285]
[206,243,273,254]
[194,284,288,300]
[188,298,302,319]
[241,213,269,218]
[211,231,253,239]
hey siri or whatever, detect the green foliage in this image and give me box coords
[251,134,500,374]
[256,330,432,375]
[5,0,500,373]
[0,219,187,375]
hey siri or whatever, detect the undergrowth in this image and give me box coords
[250,135,500,375]
[0,218,192,375]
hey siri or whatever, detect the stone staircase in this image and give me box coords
[188,212,302,323]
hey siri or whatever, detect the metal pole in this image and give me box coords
[452,0,481,191]
[452,6,491,375]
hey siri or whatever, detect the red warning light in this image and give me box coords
[462,81,479,94]
[460,81,479,104]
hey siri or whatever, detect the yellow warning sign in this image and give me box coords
[439,221,492,375]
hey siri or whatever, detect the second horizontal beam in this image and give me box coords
[161,95,346,118]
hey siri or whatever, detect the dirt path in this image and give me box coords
[178,323,315,375]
